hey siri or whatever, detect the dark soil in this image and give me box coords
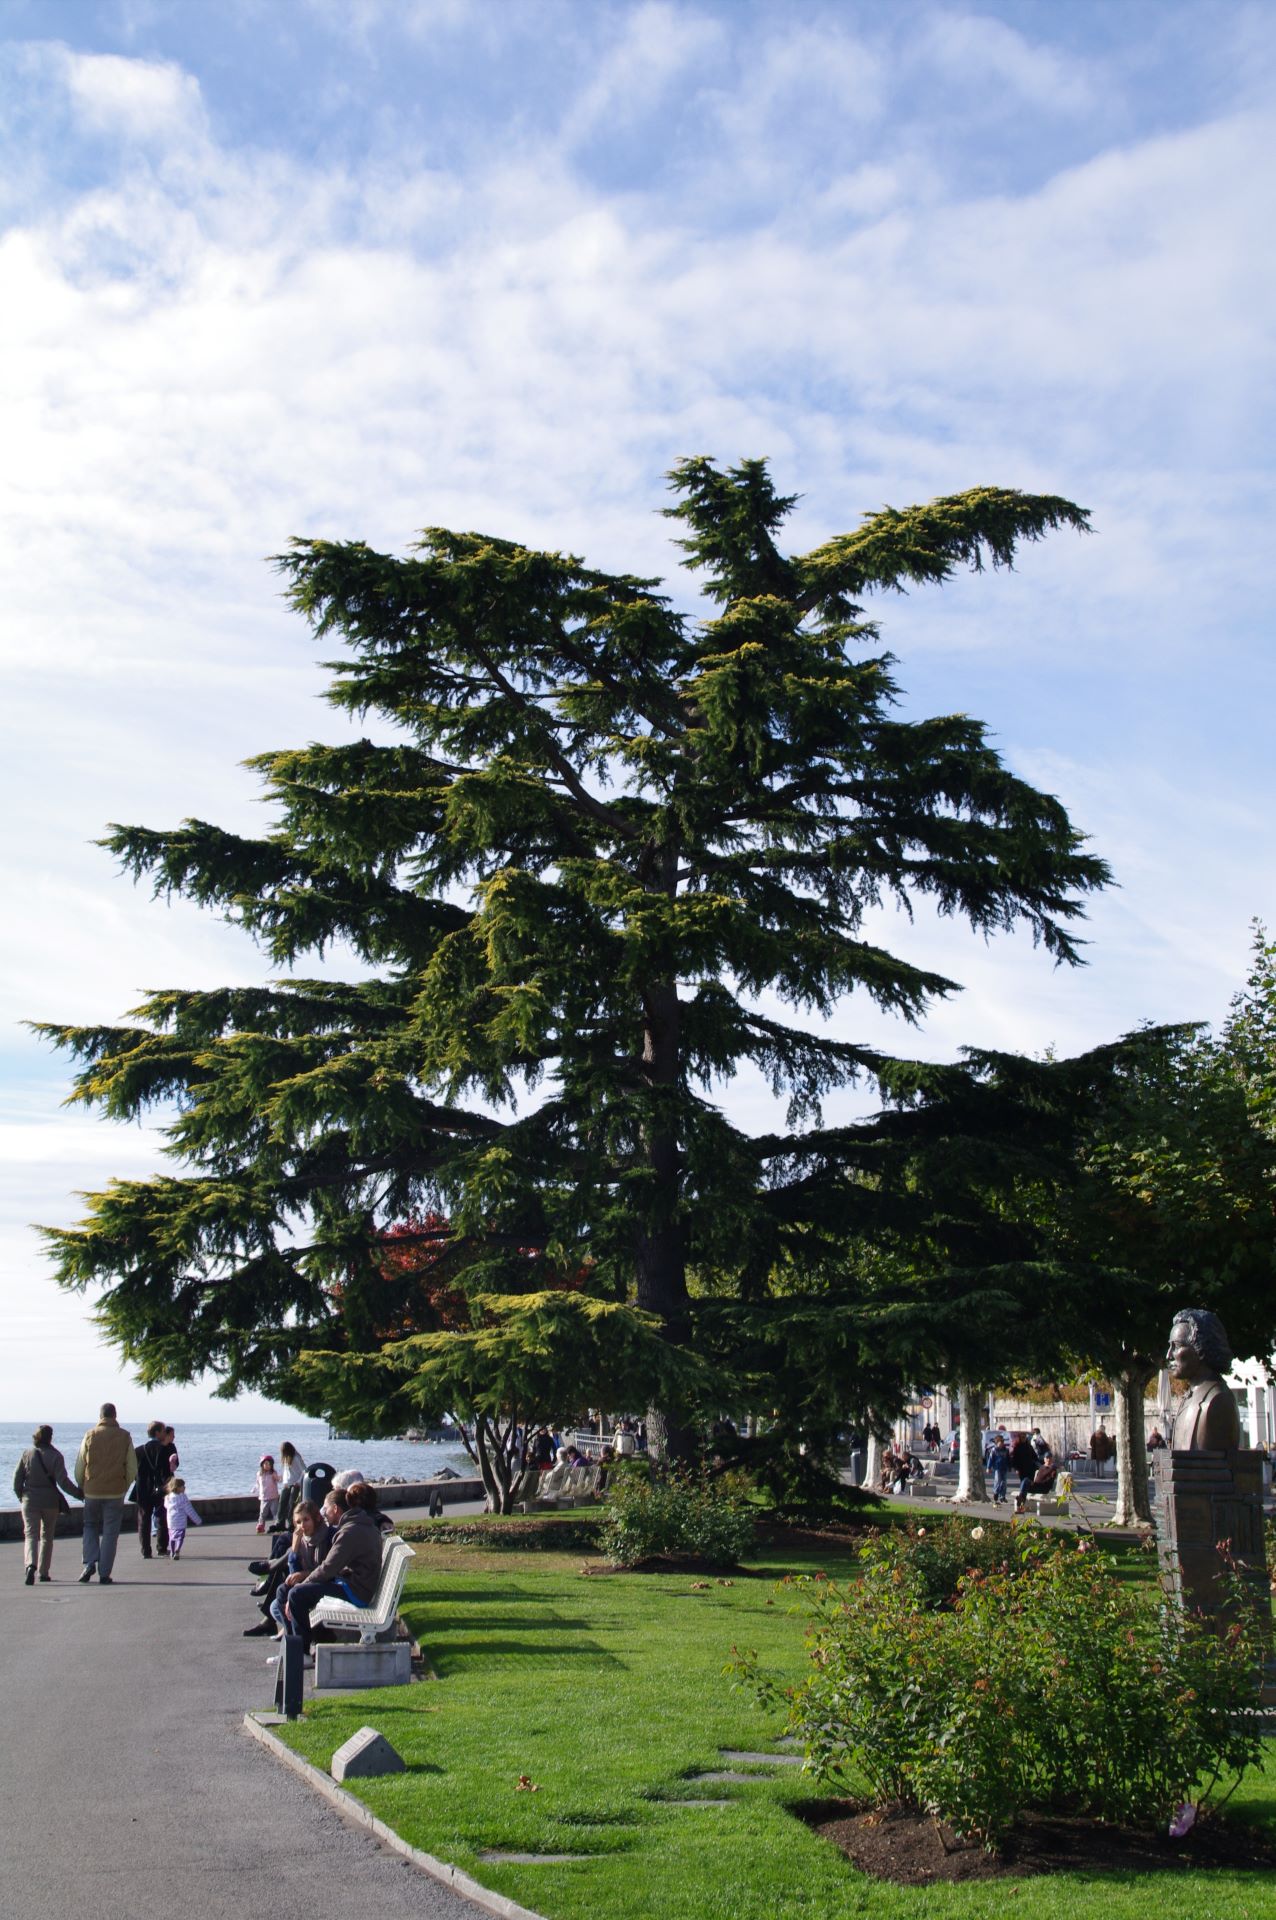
[758,1520,872,1552]
[582,1553,747,1576]
[400,1516,601,1552]
[795,1800,1276,1884]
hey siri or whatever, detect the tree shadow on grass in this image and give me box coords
[409,1610,597,1634]
[407,1585,548,1606]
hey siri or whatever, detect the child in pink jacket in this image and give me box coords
[254,1455,281,1533]
[164,1478,202,1559]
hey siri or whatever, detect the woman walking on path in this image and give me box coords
[13,1426,81,1584]
[276,1441,305,1531]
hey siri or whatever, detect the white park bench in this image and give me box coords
[519,1461,603,1510]
[312,1535,416,1646]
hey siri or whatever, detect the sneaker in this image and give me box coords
[79,1566,96,1584]
[99,1576,115,1586]
[38,1573,51,1583]
[24,1567,35,1585]
[255,1523,266,1534]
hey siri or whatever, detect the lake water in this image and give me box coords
[1,1420,471,1501]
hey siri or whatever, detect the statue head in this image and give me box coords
[1166,1308,1233,1384]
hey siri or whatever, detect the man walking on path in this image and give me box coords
[133,1420,172,1558]
[75,1404,137,1585]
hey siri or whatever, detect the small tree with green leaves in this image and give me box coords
[295,1290,711,1511]
[34,460,1107,1451]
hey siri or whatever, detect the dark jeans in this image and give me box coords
[137,1496,168,1557]
[991,1464,1008,1501]
[284,1576,360,1653]
[1016,1473,1036,1506]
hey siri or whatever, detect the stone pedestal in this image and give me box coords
[314,1639,413,1690]
[1155,1447,1274,1704]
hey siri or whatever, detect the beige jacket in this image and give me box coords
[75,1419,138,1499]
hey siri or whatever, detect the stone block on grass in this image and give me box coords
[331,1726,406,1783]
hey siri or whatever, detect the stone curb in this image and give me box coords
[242,1712,549,1920]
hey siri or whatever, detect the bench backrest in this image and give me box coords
[377,1536,413,1595]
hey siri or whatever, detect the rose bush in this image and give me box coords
[732,1526,1264,1847]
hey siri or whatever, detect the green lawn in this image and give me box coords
[272,1529,1276,1920]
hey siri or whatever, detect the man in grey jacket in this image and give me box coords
[75,1404,138,1585]
[281,1485,384,1655]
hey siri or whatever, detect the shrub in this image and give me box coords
[599,1464,756,1567]
[399,1515,602,1551]
[855,1514,1046,1607]
[732,1527,1264,1847]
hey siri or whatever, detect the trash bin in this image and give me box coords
[302,1461,334,1507]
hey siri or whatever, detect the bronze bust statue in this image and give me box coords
[1165,1307,1241,1450]
[1157,1308,1274,1704]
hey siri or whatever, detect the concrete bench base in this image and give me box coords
[315,1640,412,1690]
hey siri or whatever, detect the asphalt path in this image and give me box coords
[0,1502,492,1920]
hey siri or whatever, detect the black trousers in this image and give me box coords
[137,1496,168,1556]
[285,1578,358,1653]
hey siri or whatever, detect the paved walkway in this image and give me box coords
[0,1504,490,1920]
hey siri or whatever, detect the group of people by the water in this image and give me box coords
[12,1409,394,1667]
[10,1407,319,1587]
[11,1406,198,1584]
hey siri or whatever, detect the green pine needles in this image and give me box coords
[33,459,1106,1461]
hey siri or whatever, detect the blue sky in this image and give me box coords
[2,1,1273,1420]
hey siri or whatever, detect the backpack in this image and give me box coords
[134,1439,167,1501]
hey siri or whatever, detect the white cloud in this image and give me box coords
[62,48,205,141]
[560,2,725,148]
[916,9,1102,117]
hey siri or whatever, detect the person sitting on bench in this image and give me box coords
[282,1483,384,1657]
[243,1499,331,1637]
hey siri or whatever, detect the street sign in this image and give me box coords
[1094,1392,1112,1409]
